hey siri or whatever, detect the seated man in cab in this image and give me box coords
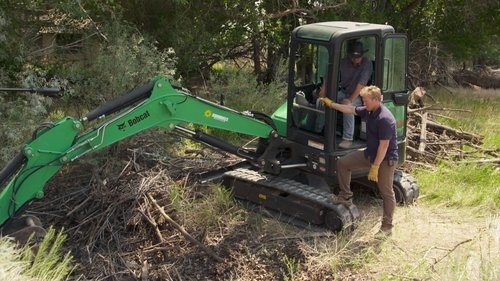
[318,40,373,148]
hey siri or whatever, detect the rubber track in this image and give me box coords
[225,168,360,230]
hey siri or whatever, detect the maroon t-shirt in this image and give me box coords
[355,105,398,163]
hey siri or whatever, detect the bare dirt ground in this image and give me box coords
[28,138,499,280]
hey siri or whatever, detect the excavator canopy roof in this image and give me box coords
[293,21,395,42]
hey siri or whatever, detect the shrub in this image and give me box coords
[0,92,52,166]
[58,22,179,108]
[208,61,288,115]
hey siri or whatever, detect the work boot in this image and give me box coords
[329,195,353,206]
[374,227,392,239]
[338,140,353,149]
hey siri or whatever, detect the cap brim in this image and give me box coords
[349,52,363,58]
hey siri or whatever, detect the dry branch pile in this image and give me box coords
[28,135,265,280]
[27,132,306,280]
[405,87,498,169]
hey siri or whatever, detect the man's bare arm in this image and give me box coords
[373,139,390,166]
[350,83,364,102]
[322,99,357,115]
[319,80,326,98]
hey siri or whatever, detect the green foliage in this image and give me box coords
[21,227,74,281]
[2,0,499,91]
[209,61,288,115]
[0,237,30,281]
[0,64,71,166]
[281,255,302,281]
[0,92,52,166]
[414,162,499,211]
[0,7,25,77]
[435,0,500,63]
[202,61,287,144]
[168,184,191,216]
[321,0,500,65]
[191,185,242,230]
[0,228,73,281]
[57,21,179,107]
[119,0,261,78]
[168,183,244,232]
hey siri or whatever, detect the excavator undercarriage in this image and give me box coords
[224,168,359,231]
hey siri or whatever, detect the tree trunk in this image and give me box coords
[252,37,263,82]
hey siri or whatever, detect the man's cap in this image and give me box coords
[349,41,367,58]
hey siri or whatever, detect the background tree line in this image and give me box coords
[0,0,499,89]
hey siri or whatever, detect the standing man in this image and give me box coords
[318,40,372,149]
[320,86,398,236]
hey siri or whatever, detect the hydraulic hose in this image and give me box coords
[85,81,155,122]
[175,126,259,161]
[0,152,26,188]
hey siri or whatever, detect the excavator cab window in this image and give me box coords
[339,36,376,86]
[293,37,377,140]
[335,36,376,141]
[291,42,329,134]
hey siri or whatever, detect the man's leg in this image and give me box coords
[336,150,371,200]
[341,96,362,141]
[377,161,397,230]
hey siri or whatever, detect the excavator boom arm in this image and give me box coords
[0,76,274,227]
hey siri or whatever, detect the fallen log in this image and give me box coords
[425,120,482,145]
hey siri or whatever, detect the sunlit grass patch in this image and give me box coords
[430,88,500,148]
[0,227,74,281]
[281,254,302,281]
[170,183,246,234]
[21,227,74,281]
[0,237,30,281]
[414,162,499,212]
[190,184,245,230]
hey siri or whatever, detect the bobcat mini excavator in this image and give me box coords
[0,22,419,244]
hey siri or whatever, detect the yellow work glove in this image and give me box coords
[319,97,333,107]
[368,164,379,182]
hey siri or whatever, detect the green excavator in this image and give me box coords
[0,21,419,244]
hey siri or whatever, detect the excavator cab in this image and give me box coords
[271,22,410,179]
[228,22,418,231]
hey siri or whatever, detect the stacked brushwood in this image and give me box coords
[405,87,499,169]
[28,134,243,280]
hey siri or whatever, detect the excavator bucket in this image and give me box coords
[1,214,46,247]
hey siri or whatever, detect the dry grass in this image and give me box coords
[294,201,499,280]
[369,206,498,280]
